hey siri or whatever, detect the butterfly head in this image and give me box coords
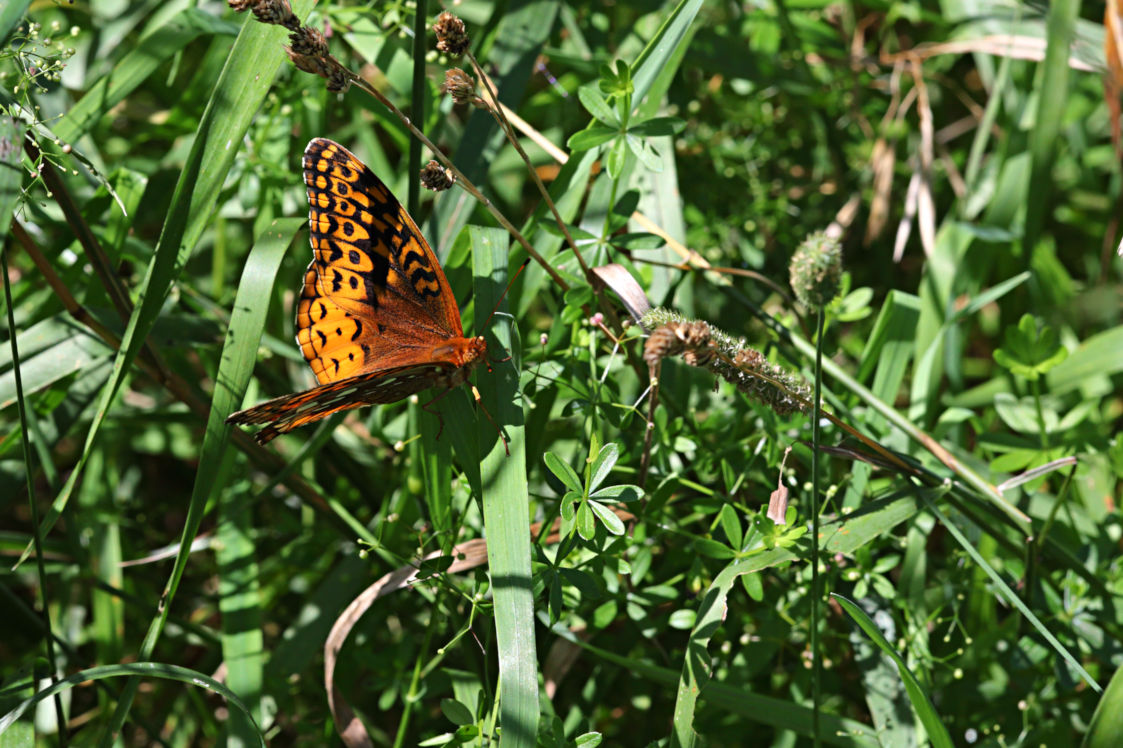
[465,335,488,367]
[447,335,490,376]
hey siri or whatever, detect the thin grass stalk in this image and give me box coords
[783,331,1031,528]
[349,73,569,291]
[468,54,591,278]
[3,245,68,744]
[408,0,427,216]
[810,309,825,747]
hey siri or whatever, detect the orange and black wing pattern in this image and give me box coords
[227,362,455,445]
[226,138,489,445]
[296,138,463,386]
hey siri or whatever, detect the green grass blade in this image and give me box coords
[1023,0,1079,251]
[0,663,265,745]
[922,494,1101,692]
[0,1,29,49]
[630,0,703,110]
[471,226,537,746]
[1083,665,1123,748]
[99,219,297,744]
[217,476,265,743]
[16,1,314,568]
[833,593,953,748]
[53,9,238,145]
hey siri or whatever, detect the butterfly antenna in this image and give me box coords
[481,258,529,365]
[481,258,530,332]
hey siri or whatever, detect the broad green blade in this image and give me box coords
[471,226,537,747]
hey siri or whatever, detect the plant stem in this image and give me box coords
[347,72,571,292]
[810,308,824,748]
[469,53,591,277]
[408,0,428,216]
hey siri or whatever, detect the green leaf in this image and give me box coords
[560,492,579,522]
[592,600,618,629]
[567,124,620,152]
[629,116,686,137]
[833,594,954,748]
[626,133,663,172]
[719,505,742,549]
[545,452,584,493]
[597,58,633,101]
[577,85,617,126]
[590,484,643,503]
[694,537,736,560]
[605,137,628,179]
[440,698,475,726]
[740,573,763,602]
[588,443,620,492]
[668,609,697,630]
[577,500,596,541]
[588,500,625,536]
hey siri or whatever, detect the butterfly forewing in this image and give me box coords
[227,138,490,445]
[298,138,462,385]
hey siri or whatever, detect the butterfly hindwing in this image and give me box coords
[298,138,463,385]
[227,139,490,444]
[228,362,455,444]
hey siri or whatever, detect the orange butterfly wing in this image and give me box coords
[227,139,487,445]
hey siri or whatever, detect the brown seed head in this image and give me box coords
[233,0,298,29]
[643,326,684,367]
[433,11,470,56]
[443,68,480,106]
[420,161,455,191]
[677,321,711,348]
[289,26,328,57]
[324,60,351,93]
[732,348,765,370]
[285,47,330,77]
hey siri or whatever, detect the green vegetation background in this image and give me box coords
[1,0,1121,746]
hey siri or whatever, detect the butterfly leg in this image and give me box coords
[419,390,452,441]
[420,386,509,456]
[470,385,509,457]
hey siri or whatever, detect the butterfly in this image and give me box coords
[227,138,488,445]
